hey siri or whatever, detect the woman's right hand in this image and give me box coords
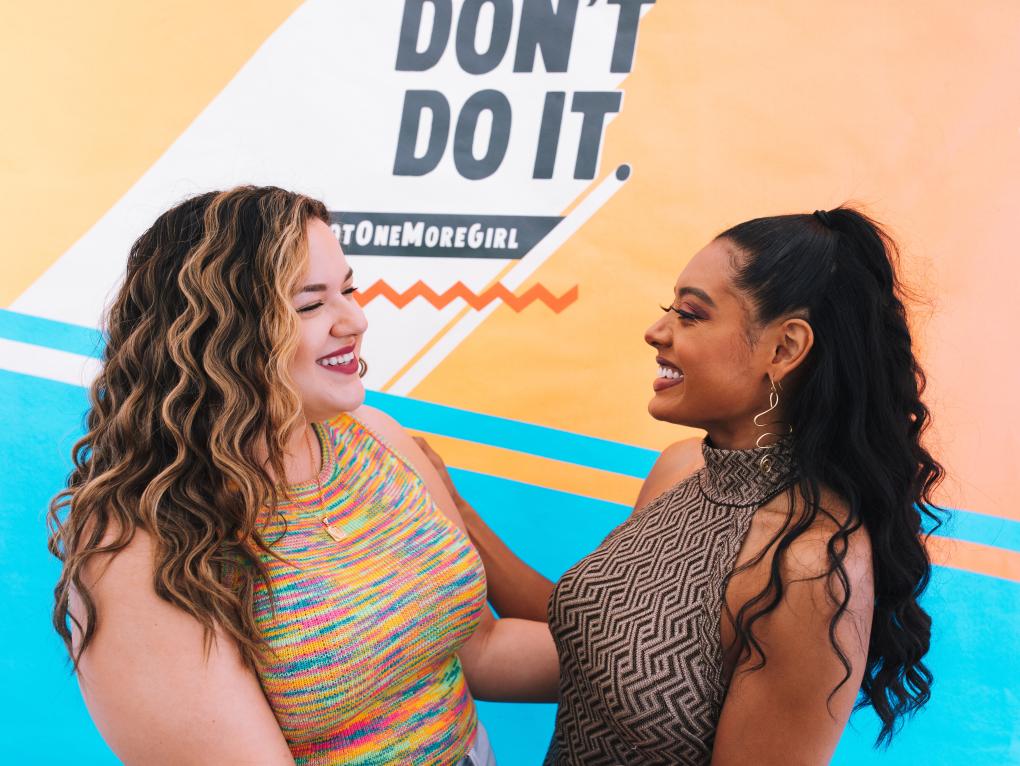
[408,433,554,622]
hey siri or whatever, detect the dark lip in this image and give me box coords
[655,355,683,372]
[317,344,356,362]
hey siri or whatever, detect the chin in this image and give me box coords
[309,384,366,422]
[647,394,689,426]
[336,384,366,414]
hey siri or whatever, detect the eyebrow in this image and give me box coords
[295,268,354,295]
[676,286,717,308]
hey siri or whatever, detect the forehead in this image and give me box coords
[305,218,349,273]
[673,237,740,301]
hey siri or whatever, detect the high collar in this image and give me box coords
[697,437,797,507]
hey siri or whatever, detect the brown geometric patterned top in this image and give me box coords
[545,438,798,765]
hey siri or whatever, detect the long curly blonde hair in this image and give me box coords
[48,185,330,669]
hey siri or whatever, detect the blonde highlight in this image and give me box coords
[48,186,330,669]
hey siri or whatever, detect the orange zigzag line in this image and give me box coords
[354,280,579,313]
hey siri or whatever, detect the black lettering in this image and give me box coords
[393,90,451,176]
[571,90,622,179]
[396,0,453,71]
[455,0,513,75]
[513,0,580,72]
[533,91,565,178]
[453,90,512,180]
[607,0,654,73]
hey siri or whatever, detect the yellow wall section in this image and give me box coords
[413,2,1020,521]
[410,431,643,507]
[416,431,1020,584]
[0,0,305,307]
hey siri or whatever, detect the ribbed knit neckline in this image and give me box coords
[697,437,797,508]
[283,421,337,496]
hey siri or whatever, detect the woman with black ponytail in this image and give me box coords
[418,206,944,765]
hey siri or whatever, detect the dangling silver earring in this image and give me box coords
[752,376,791,474]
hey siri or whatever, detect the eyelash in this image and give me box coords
[660,304,700,322]
[298,286,358,313]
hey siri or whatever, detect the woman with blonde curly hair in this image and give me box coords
[48,186,557,765]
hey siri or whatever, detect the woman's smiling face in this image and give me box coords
[644,237,775,442]
[289,219,368,422]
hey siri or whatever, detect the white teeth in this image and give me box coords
[657,365,682,380]
[317,352,356,367]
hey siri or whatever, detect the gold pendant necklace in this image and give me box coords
[305,424,345,542]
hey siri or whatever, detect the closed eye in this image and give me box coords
[298,286,358,313]
[660,304,700,322]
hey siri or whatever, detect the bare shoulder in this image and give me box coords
[74,525,212,654]
[713,486,875,766]
[75,521,154,615]
[348,403,399,434]
[72,524,295,764]
[779,486,871,583]
[741,485,873,602]
[631,437,705,512]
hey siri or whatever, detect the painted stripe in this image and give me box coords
[0,338,101,388]
[409,431,644,507]
[0,308,104,358]
[2,311,1019,559]
[0,309,658,479]
[931,508,1020,554]
[381,261,516,391]
[927,536,1020,583]
[366,389,658,478]
[386,168,629,395]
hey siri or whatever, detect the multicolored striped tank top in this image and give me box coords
[248,413,487,765]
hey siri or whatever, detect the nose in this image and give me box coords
[332,297,368,338]
[644,312,671,349]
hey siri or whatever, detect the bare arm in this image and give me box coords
[412,435,705,620]
[413,436,554,622]
[354,407,559,702]
[73,530,295,766]
[631,437,704,512]
[711,527,874,765]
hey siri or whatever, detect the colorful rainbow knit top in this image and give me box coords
[247,413,487,765]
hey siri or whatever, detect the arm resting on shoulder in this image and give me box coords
[414,435,554,623]
[354,407,560,701]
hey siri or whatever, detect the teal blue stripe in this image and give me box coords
[2,367,1017,766]
[928,507,1020,554]
[2,311,1018,556]
[0,310,657,477]
[0,308,105,358]
[365,390,658,479]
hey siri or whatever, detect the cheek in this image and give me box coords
[676,330,754,389]
[296,317,326,357]
[291,324,323,379]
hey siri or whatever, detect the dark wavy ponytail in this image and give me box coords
[719,206,945,746]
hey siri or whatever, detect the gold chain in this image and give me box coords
[304,424,346,542]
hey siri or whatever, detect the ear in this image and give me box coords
[767,317,814,382]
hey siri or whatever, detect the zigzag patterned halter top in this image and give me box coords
[546,438,797,765]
